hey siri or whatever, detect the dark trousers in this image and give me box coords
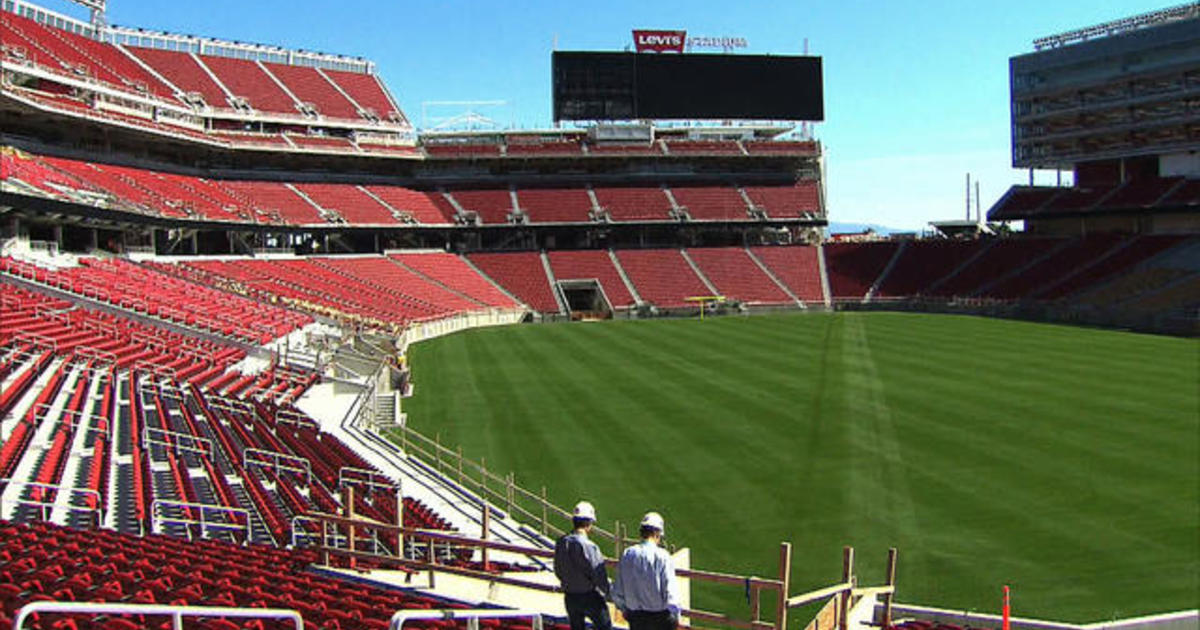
[625,610,676,630]
[564,591,612,630]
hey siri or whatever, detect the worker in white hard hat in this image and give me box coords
[612,511,680,630]
[554,501,612,630]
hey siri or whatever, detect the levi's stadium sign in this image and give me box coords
[689,35,749,49]
[633,29,686,53]
[632,29,749,53]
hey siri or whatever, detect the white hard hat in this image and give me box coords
[641,511,665,533]
[573,501,596,521]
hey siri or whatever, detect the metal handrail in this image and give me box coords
[0,479,102,524]
[14,601,303,630]
[142,426,212,455]
[151,499,250,540]
[244,448,312,485]
[339,466,398,491]
[390,609,543,630]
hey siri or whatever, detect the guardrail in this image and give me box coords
[0,479,102,525]
[339,466,399,491]
[244,448,312,485]
[390,609,544,630]
[14,601,303,630]
[151,499,250,541]
[388,422,637,553]
[143,426,212,456]
[295,509,900,630]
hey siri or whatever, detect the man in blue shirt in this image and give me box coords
[554,501,612,630]
[612,512,680,630]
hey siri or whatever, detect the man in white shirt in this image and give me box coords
[554,501,612,630]
[612,512,680,630]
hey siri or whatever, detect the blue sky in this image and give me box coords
[44,0,1163,228]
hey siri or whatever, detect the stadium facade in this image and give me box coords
[990,3,1200,235]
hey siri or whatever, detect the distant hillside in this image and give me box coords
[827,221,910,236]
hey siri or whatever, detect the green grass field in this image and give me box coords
[403,312,1198,623]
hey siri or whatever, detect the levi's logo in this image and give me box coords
[638,34,681,46]
[633,29,686,53]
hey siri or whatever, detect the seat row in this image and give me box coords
[3,149,820,226]
[162,256,515,330]
[0,519,557,630]
[988,179,1200,220]
[0,335,459,553]
[2,257,311,345]
[467,247,825,312]
[824,235,1193,301]
[0,8,402,124]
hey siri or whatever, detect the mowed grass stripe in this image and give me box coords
[404,313,1198,622]
[858,314,1197,615]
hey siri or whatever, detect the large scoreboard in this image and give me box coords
[552,52,824,122]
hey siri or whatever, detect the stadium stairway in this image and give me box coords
[292,373,557,560]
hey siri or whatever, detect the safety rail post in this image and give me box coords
[395,487,404,558]
[540,486,548,535]
[882,548,898,629]
[344,485,356,569]
[13,601,303,630]
[776,542,792,630]
[481,503,490,570]
[840,546,855,630]
[480,457,487,496]
[457,445,464,483]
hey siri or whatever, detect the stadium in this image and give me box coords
[0,1,1197,630]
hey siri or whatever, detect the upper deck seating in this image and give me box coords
[361,187,453,224]
[197,55,299,115]
[742,182,820,219]
[593,187,672,222]
[323,68,404,121]
[126,47,230,108]
[514,188,594,224]
[292,183,397,225]
[263,62,360,120]
[670,186,749,221]
[447,190,515,224]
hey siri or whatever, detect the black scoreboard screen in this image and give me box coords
[552,52,823,122]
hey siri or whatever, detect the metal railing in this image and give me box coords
[142,426,212,455]
[299,511,800,630]
[0,479,102,525]
[244,448,312,485]
[150,499,250,541]
[388,422,635,552]
[14,601,303,630]
[339,466,398,491]
[290,514,395,557]
[390,609,543,630]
